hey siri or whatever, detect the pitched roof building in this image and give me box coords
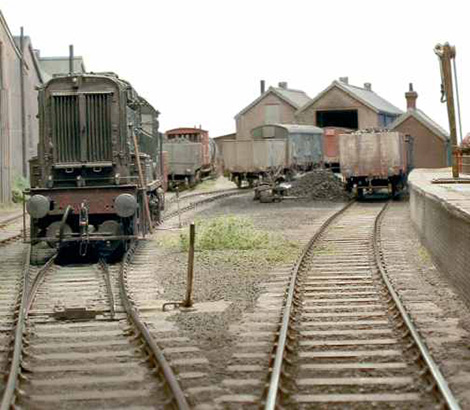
[235,81,310,139]
[295,77,402,129]
[390,84,449,168]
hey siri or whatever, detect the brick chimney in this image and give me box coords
[339,76,349,85]
[278,81,288,89]
[405,83,418,110]
[260,80,265,95]
[364,82,372,91]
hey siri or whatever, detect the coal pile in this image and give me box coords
[288,170,350,201]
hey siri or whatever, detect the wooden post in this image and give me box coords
[182,222,195,308]
[176,187,182,228]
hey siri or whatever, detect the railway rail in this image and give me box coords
[0,250,190,409]
[262,200,460,409]
[0,187,246,409]
[0,213,25,246]
[162,188,250,222]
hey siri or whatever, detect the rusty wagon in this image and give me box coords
[163,127,216,188]
[339,130,413,197]
[223,124,324,187]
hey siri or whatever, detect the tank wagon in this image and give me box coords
[26,72,164,255]
[163,127,215,188]
[223,124,324,187]
[339,130,412,197]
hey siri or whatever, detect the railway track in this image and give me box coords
[162,188,250,223]
[1,187,247,409]
[261,200,460,409]
[0,242,29,399]
[165,187,242,206]
[1,245,190,409]
[0,213,25,246]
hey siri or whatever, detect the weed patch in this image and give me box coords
[159,215,300,267]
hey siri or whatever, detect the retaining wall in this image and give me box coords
[409,169,470,307]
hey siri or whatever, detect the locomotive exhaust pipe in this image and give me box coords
[69,44,74,74]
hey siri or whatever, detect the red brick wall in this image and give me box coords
[393,117,448,168]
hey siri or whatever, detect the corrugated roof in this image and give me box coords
[274,88,311,109]
[297,80,403,116]
[390,109,449,141]
[235,86,311,119]
[272,123,323,134]
[338,81,403,115]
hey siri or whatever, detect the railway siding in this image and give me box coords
[18,263,172,409]
[0,243,28,397]
[288,203,432,408]
[255,201,461,409]
[381,200,470,408]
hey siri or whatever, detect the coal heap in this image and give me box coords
[288,170,350,201]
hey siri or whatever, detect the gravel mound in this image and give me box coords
[289,170,351,201]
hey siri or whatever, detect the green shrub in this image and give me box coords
[179,216,272,251]
[12,175,29,203]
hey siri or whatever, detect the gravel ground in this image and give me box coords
[381,199,470,408]
[144,189,345,405]
[138,182,470,408]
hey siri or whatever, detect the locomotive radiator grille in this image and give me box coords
[52,95,80,163]
[52,93,112,164]
[85,94,112,162]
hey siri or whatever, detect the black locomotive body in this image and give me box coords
[26,72,164,253]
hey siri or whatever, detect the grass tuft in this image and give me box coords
[158,215,300,266]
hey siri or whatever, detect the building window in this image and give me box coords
[265,104,280,124]
[379,113,398,128]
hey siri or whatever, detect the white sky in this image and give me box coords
[1,0,468,139]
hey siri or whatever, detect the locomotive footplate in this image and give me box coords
[25,184,154,248]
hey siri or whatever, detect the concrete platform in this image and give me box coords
[408,168,470,307]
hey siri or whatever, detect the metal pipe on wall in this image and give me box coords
[20,27,27,177]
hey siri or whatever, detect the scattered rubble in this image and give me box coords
[288,169,351,201]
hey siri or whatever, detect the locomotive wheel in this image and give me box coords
[45,221,73,248]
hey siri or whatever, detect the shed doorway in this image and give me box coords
[316,110,358,129]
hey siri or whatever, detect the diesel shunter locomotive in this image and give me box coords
[26,72,164,254]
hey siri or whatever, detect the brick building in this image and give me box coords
[235,81,310,139]
[390,84,449,169]
[295,77,402,129]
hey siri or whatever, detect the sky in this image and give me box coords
[1,0,468,139]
